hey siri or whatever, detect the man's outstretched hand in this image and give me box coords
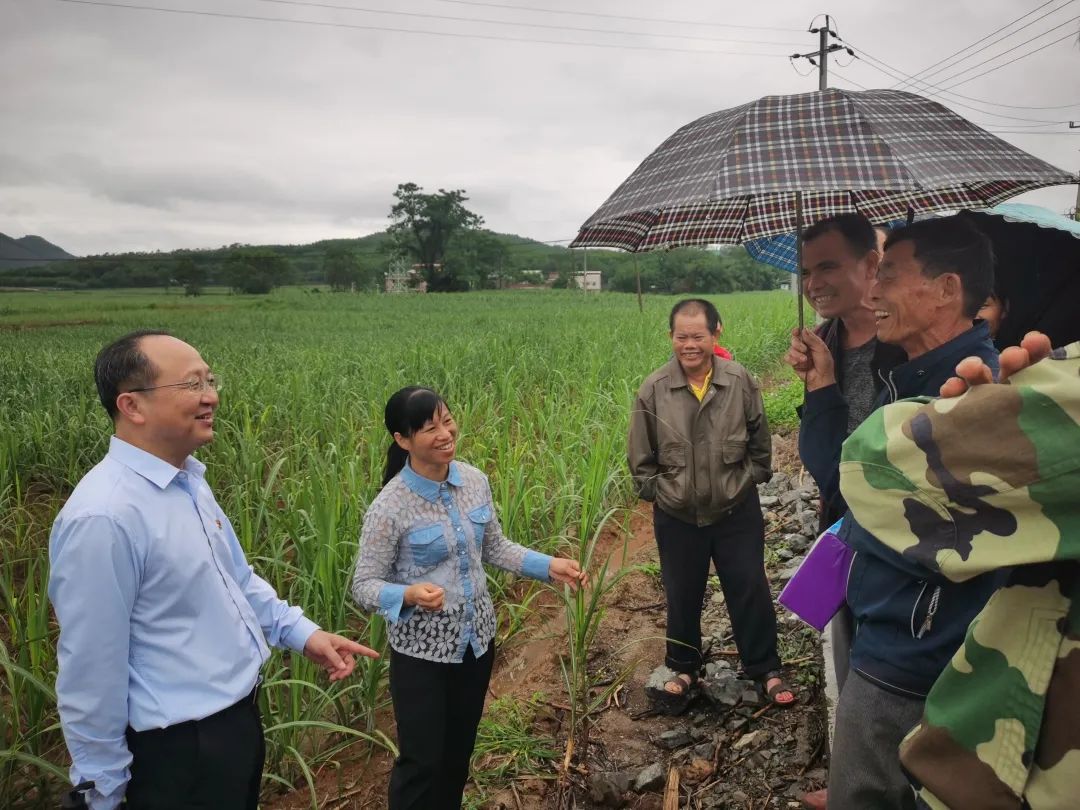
[940,332,1053,398]
[303,630,380,683]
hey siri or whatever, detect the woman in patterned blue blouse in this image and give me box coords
[352,386,587,810]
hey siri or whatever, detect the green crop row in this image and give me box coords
[0,288,797,807]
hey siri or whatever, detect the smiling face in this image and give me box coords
[116,335,219,466]
[871,239,949,356]
[670,309,718,378]
[395,403,458,478]
[801,229,879,320]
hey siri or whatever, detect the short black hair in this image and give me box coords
[884,218,995,319]
[94,330,172,421]
[669,299,722,333]
[802,213,878,257]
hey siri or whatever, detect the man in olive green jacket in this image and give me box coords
[629,299,789,710]
[839,335,1079,809]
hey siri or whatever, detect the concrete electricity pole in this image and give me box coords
[791,15,850,91]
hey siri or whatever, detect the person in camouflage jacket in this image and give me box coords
[838,336,1080,810]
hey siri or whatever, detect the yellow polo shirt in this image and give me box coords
[689,368,713,402]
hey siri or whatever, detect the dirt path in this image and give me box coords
[265,434,828,810]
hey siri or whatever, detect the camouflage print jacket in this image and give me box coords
[838,342,1080,810]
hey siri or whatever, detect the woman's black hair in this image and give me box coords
[381,386,450,486]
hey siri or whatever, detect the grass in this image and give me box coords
[464,693,559,809]
[0,287,798,807]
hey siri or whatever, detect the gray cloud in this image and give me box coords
[2,0,1077,255]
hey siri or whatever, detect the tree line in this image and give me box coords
[0,183,788,294]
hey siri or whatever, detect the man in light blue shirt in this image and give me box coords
[49,330,378,809]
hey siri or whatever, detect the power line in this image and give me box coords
[927,15,1080,90]
[895,0,1074,89]
[788,55,815,78]
[983,130,1080,135]
[430,0,801,33]
[937,27,1080,91]
[839,42,1070,125]
[830,69,1071,133]
[250,0,807,46]
[52,0,792,56]
[915,0,1075,86]
[839,37,1080,110]
[918,0,1078,85]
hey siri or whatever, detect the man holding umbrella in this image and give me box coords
[790,217,1005,809]
[788,213,906,678]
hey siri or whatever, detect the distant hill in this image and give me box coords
[0,228,786,294]
[16,235,75,262]
[0,233,76,270]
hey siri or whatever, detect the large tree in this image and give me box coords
[174,255,207,296]
[323,245,360,292]
[387,183,483,291]
[444,229,509,289]
[224,248,293,294]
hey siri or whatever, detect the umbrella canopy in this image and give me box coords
[958,204,1080,350]
[987,202,1080,239]
[570,88,1075,253]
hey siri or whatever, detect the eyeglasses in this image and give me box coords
[128,375,223,394]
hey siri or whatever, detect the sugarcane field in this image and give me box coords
[3,3,1080,810]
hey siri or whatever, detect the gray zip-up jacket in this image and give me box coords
[628,355,772,527]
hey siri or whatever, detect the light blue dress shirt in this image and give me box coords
[48,437,319,810]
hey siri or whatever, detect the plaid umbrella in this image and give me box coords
[570,88,1075,253]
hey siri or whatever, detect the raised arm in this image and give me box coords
[839,339,1080,581]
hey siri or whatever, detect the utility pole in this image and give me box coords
[1075,171,1079,222]
[791,15,850,91]
[818,18,829,90]
[1071,124,1080,222]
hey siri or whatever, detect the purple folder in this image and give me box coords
[778,520,853,632]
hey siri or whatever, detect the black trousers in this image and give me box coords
[124,685,264,809]
[388,642,495,810]
[655,491,781,679]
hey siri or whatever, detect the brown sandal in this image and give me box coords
[758,671,796,707]
[646,672,698,715]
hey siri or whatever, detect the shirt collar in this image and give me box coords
[400,459,463,502]
[891,321,994,391]
[108,435,205,490]
[666,354,730,390]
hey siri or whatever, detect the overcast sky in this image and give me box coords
[3,0,1078,255]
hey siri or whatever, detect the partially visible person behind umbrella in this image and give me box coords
[711,307,733,360]
[960,207,1080,351]
[977,291,1009,339]
[629,299,792,714]
[838,332,1079,809]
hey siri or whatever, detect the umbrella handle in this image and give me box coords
[795,191,805,333]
